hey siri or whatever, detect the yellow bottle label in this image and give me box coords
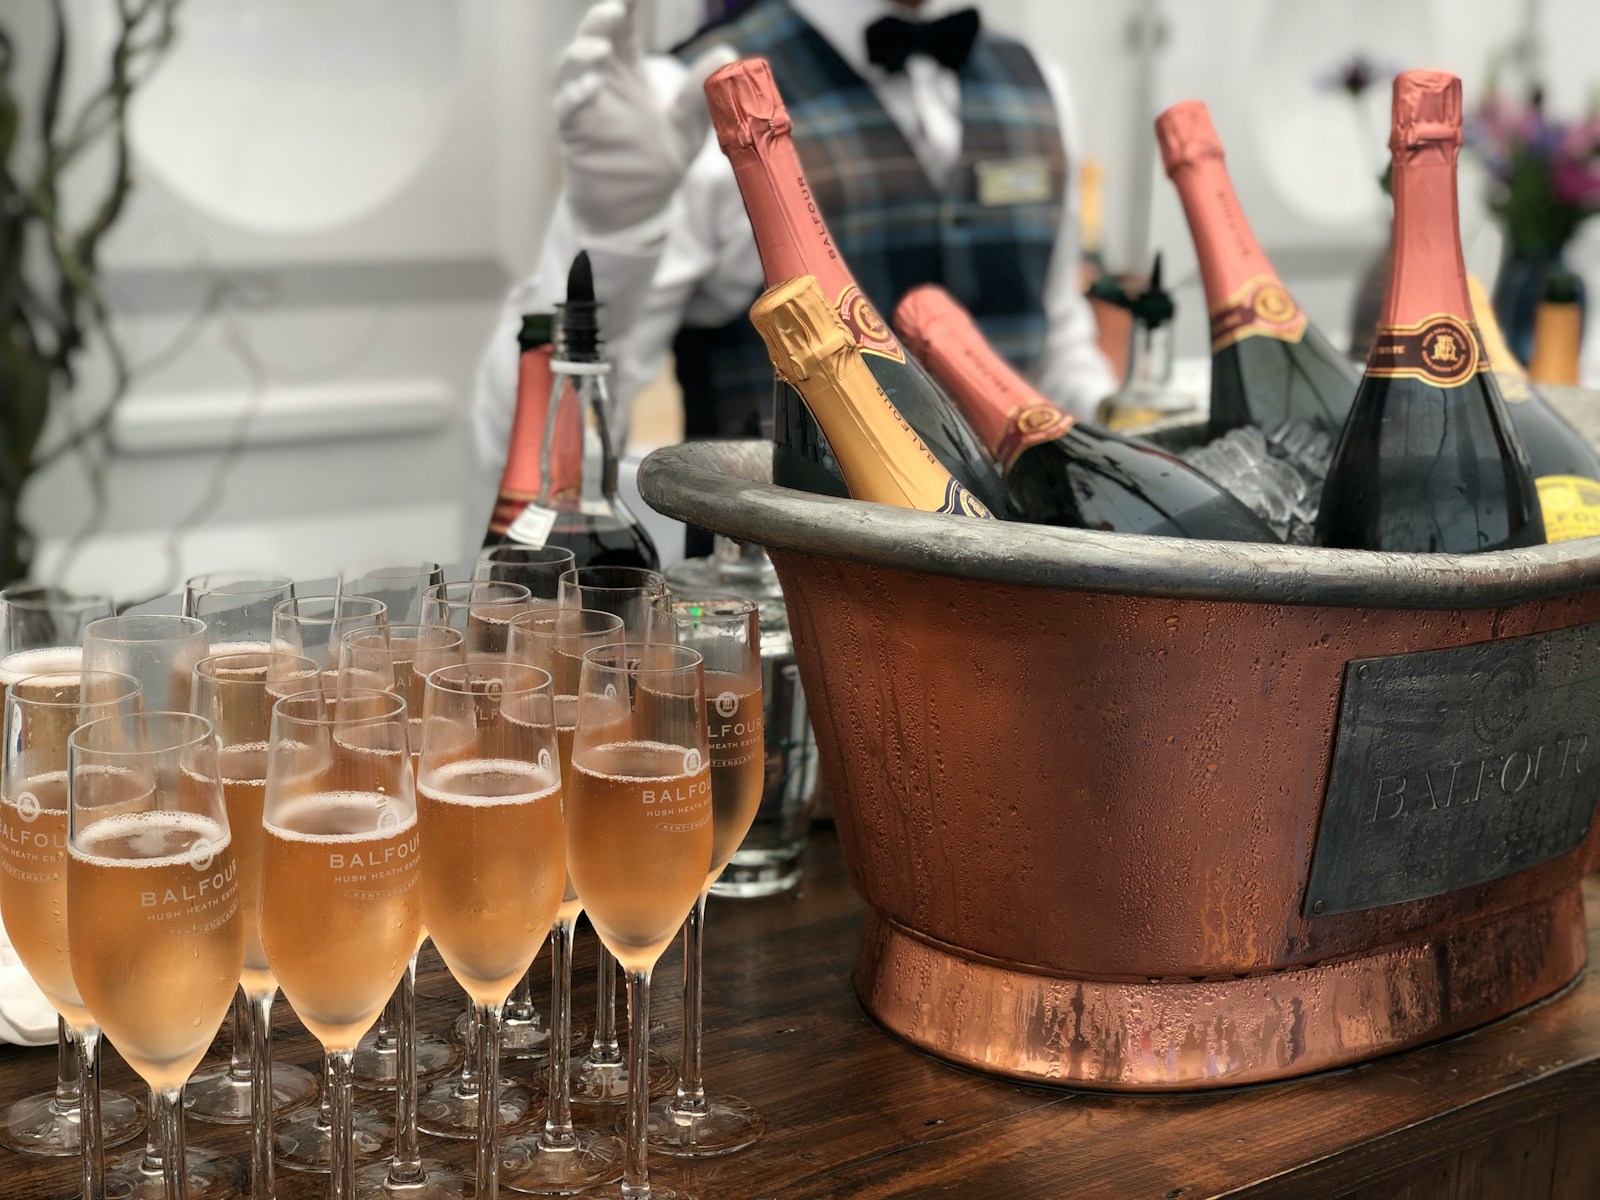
[1536,475,1600,543]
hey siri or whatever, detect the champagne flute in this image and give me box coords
[339,564,446,626]
[421,581,536,661]
[555,568,674,1107]
[336,624,467,1200]
[418,662,566,1199]
[501,609,626,1196]
[189,651,322,1197]
[84,614,240,1200]
[67,711,245,1200]
[1,670,144,1195]
[474,547,576,603]
[271,595,389,671]
[183,581,319,1131]
[260,689,423,1200]
[182,573,295,653]
[566,642,712,1200]
[0,585,140,1162]
[646,598,765,1156]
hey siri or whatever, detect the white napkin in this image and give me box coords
[0,916,61,1046]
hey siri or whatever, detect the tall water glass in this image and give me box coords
[82,615,209,711]
[68,712,245,1200]
[567,642,711,1200]
[421,582,535,661]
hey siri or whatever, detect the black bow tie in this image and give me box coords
[864,9,981,74]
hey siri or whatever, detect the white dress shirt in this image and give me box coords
[471,0,1114,480]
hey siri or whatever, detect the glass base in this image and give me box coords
[415,1075,539,1141]
[105,1142,241,1199]
[351,1159,472,1199]
[184,1060,318,1124]
[450,1009,588,1061]
[709,854,804,898]
[0,1085,144,1157]
[569,1048,677,1107]
[274,1100,394,1171]
[499,1127,624,1196]
[646,1093,763,1158]
[352,1029,459,1091]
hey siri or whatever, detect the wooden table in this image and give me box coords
[3,828,1598,1199]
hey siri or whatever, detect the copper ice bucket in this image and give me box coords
[638,438,1600,1091]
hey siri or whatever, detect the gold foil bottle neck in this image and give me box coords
[1155,100,1225,175]
[750,275,851,384]
[1390,70,1462,152]
[704,57,791,153]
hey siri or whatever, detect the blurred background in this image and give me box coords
[5,0,1599,600]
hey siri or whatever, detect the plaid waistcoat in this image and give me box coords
[674,0,1067,437]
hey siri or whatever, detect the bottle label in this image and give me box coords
[836,285,906,364]
[1366,314,1484,386]
[1209,275,1307,351]
[937,479,994,520]
[994,404,1075,469]
[506,504,558,549]
[1536,475,1600,543]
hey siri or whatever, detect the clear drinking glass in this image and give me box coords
[271,595,390,672]
[421,581,536,661]
[188,652,321,1196]
[1,670,144,1191]
[260,689,423,1200]
[339,564,446,626]
[555,568,675,1108]
[473,546,576,603]
[0,586,141,1162]
[67,711,246,1200]
[646,599,765,1156]
[566,642,712,1200]
[81,615,209,712]
[182,574,295,652]
[501,609,626,1195]
[418,662,567,1199]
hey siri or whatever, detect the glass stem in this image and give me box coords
[542,917,577,1149]
[592,945,621,1064]
[55,1017,80,1112]
[247,991,276,1200]
[142,1088,161,1170]
[475,1002,504,1200]
[228,986,253,1082]
[155,1086,186,1200]
[374,990,398,1052]
[387,954,425,1186]
[622,969,652,1200]
[328,1050,357,1200]
[457,1006,480,1098]
[673,891,709,1116]
[316,1056,334,1128]
[506,968,535,1023]
[74,1025,105,1200]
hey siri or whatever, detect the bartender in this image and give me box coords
[472,0,1114,542]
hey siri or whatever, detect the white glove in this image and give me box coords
[554,0,737,237]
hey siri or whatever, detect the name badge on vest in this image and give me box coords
[976,157,1053,207]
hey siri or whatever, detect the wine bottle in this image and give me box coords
[1470,273,1600,542]
[1316,72,1544,554]
[484,313,585,548]
[504,253,659,569]
[750,276,993,518]
[704,58,1008,517]
[895,285,1276,541]
[1156,100,1358,440]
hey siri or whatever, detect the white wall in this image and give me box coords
[16,0,1600,602]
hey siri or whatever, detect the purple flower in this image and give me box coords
[1314,53,1399,98]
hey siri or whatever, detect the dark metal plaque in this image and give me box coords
[1305,621,1600,917]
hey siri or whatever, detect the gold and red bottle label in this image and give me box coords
[1536,475,1600,543]
[1364,313,1484,387]
[1208,275,1308,351]
[994,404,1075,470]
[836,285,906,364]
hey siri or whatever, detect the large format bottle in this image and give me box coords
[483,313,584,547]
[509,253,659,569]
[750,275,993,517]
[704,58,1007,516]
[1157,100,1358,440]
[1469,274,1600,541]
[1316,72,1544,554]
[895,285,1276,541]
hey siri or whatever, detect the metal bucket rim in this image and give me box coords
[638,440,1600,610]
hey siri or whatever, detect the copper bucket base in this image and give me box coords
[854,889,1589,1091]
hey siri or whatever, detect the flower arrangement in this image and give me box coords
[1467,85,1600,257]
